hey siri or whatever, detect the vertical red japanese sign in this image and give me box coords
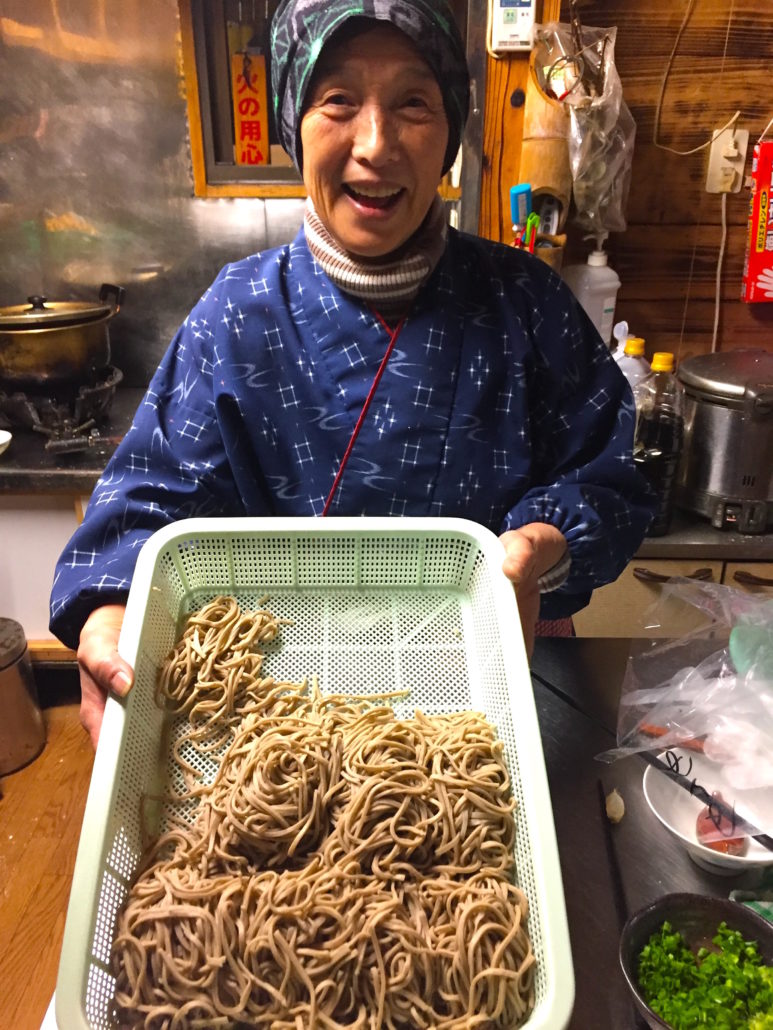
[232,53,269,166]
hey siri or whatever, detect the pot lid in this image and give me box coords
[0,294,111,330]
[677,349,773,400]
[0,617,27,670]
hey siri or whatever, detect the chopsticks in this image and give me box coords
[639,750,773,853]
[596,780,652,1030]
[597,779,629,930]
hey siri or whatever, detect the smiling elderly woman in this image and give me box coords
[50,0,654,748]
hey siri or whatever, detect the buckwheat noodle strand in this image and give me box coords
[112,596,535,1029]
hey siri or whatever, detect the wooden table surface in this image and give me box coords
[1,646,766,1030]
[0,669,92,1030]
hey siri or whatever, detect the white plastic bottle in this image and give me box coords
[614,335,651,394]
[561,235,621,346]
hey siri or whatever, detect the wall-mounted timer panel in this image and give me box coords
[489,0,537,52]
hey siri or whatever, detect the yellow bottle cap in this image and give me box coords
[623,337,645,357]
[651,351,675,373]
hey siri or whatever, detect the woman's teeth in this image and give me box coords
[344,184,403,208]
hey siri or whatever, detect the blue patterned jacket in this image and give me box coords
[50,227,654,646]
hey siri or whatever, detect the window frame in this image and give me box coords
[179,0,304,198]
[178,0,463,202]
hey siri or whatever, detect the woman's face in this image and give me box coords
[300,24,449,259]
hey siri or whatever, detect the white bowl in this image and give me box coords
[0,430,11,456]
[642,749,773,875]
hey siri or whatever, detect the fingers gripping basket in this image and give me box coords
[56,517,574,1029]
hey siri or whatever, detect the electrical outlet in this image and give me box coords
[706,126,749,193]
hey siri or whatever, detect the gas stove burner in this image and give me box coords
[0,365,123,453]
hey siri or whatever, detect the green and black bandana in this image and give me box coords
[270,0,470,175]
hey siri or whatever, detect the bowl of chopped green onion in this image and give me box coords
[619,892,773,1030]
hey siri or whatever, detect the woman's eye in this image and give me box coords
[324,92,350,107]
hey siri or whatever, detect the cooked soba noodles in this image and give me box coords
[112,596,535,1029]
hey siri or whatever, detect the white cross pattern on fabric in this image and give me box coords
[400,442,421,467]
[388,494,408,515]
[496,386,514,415]
[264,326,284,351]
[319,293,340,317]
[588,388,610,410]
[248,276,270,296]
[413,383,434,409]
[178,419,208,441]
[342,341,365,368]
[493,449,510,473]
[94,490,121,506]
[278,384,300,409]
[94,573,131,591]
[424,327,445,352]
[66,548,98,568]
[294,437,313,465]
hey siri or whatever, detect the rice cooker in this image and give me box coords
[675,349,773,533]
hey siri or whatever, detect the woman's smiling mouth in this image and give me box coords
[343,183,405,210]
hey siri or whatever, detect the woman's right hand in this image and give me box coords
[76,604,134,749]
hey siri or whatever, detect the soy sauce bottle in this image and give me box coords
[633,352,684,537]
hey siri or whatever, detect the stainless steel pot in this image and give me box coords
[0,283,125,386]
[676,349,773,533]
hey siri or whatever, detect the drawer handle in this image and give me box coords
[733,570,773,587]
[632,566,714,584]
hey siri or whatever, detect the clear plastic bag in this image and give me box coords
[534,21,636,237]
[598,579,773,842]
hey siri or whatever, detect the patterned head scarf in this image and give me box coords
[270,0,470,175]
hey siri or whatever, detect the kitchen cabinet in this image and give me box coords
[572,558,724,638]
[572,506,773,639]
[723,561,773,596]
[0,494,87,654]
[574,555,773,638]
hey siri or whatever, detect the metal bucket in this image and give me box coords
[0,618,46,774]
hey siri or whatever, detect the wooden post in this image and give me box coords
[478,0,563,242]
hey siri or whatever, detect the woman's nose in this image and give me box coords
[351,105,398,164]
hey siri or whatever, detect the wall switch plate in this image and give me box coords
[706,126,749,193]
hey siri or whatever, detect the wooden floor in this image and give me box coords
[0,690,93,1030]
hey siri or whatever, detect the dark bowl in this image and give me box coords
[619,892,773,1030]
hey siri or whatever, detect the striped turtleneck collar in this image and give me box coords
[303,195,448,321]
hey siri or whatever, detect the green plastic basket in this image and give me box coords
[56,516,574,1029]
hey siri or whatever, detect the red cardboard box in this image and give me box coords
[742,138,773,302]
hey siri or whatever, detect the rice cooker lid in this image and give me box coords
[677,349,773,405]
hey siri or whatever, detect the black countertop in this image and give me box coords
[0,387,144,494]
[636,509,773,560]
[529,637,769,1029]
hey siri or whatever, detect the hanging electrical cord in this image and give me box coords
[757,114,773,144]
[653,0,740,358]
[653,0,740,156]
[710,0,736,353]
[486,0,504,61]
[712,192,728,353]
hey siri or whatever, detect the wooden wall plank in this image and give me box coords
[553,0,773,358]
[615,223,754,299]
[478,0,773,359]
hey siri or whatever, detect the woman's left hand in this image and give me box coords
[500,523,568,659]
